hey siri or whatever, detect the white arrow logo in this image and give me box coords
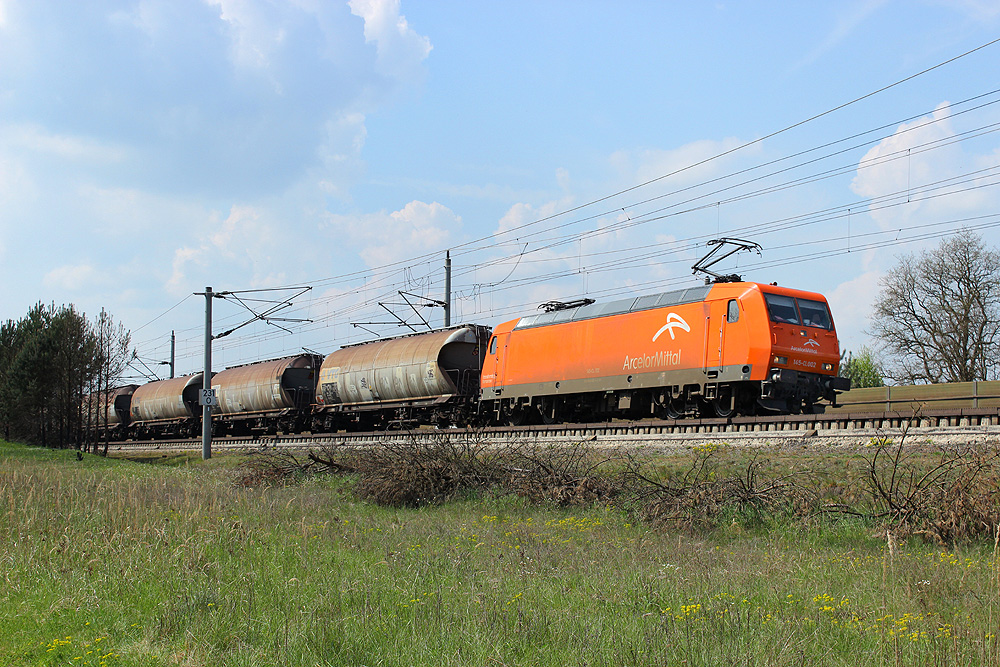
[652,313,691,341]
[805,339,820,348]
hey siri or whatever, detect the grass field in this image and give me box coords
[3,438,1000,666]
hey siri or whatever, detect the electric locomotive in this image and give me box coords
[479,281,849,425]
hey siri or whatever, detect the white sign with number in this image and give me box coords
[200,389,218,407]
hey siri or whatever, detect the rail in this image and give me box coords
[104,405,1000,453]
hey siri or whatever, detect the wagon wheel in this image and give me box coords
[712,398,736,419]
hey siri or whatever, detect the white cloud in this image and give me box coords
[43,263,99,291]
[493,173,575,238]
[851,102,1000,230]
[348,0,432,80]
[0,153,33,204]
[481,189,684,313]
[75,185,184,235]
[0,1,431,198]
[792,0,888,71]
[0,0,434,339]
[167,205,291,294]
[851,103,954,227]
[3,123,127,162]
[317,111,368,198]
[933,0,1000,21]
[826,269,882,353]
[325,200,461,268]
[610,137,748,190]
[210,0,287,72]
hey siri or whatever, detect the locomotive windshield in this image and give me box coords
[797,298,832,329]
[764,293,832,330]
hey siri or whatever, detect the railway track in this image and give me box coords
[104,406,1000,454]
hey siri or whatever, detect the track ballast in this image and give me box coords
[103,407,1000,454]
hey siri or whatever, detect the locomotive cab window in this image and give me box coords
[489,336,497,355]
[764,293,799,324]
[727,299,739,323]
[797,298,832,330]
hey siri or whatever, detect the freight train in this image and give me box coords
[84,280,850,439]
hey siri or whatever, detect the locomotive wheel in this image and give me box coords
[662,398,685,420]
[711,387,737,418]
[506,407,532,426]
[712,397,736,418]
[538,405,560,425]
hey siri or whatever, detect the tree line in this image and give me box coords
[0,303,130,452]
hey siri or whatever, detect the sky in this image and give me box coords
[1,0,1000,380]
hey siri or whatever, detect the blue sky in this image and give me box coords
[1,0,999,379]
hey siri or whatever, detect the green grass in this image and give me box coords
[3,439,1000,666]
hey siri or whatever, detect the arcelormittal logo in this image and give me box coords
[652,313,690,341]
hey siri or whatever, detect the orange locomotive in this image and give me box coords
[480,282,849,424]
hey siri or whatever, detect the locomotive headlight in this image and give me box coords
[822,363,833,371]
[773,355,787,365]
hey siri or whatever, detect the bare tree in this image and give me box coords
[869,230,1000,383]
[91,308,131,455]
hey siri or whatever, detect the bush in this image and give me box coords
[235,432,1000,546]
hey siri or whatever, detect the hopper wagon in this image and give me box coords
[83,384,138,441]
[313,324,491,431]
[129,373,209,439]
[209,354,323,435]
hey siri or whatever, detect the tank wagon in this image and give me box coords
[480,282,849,425]
[313,324,491,431]
[129,373,208,439]
[83,385,138,441]
[209,354,323,435]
